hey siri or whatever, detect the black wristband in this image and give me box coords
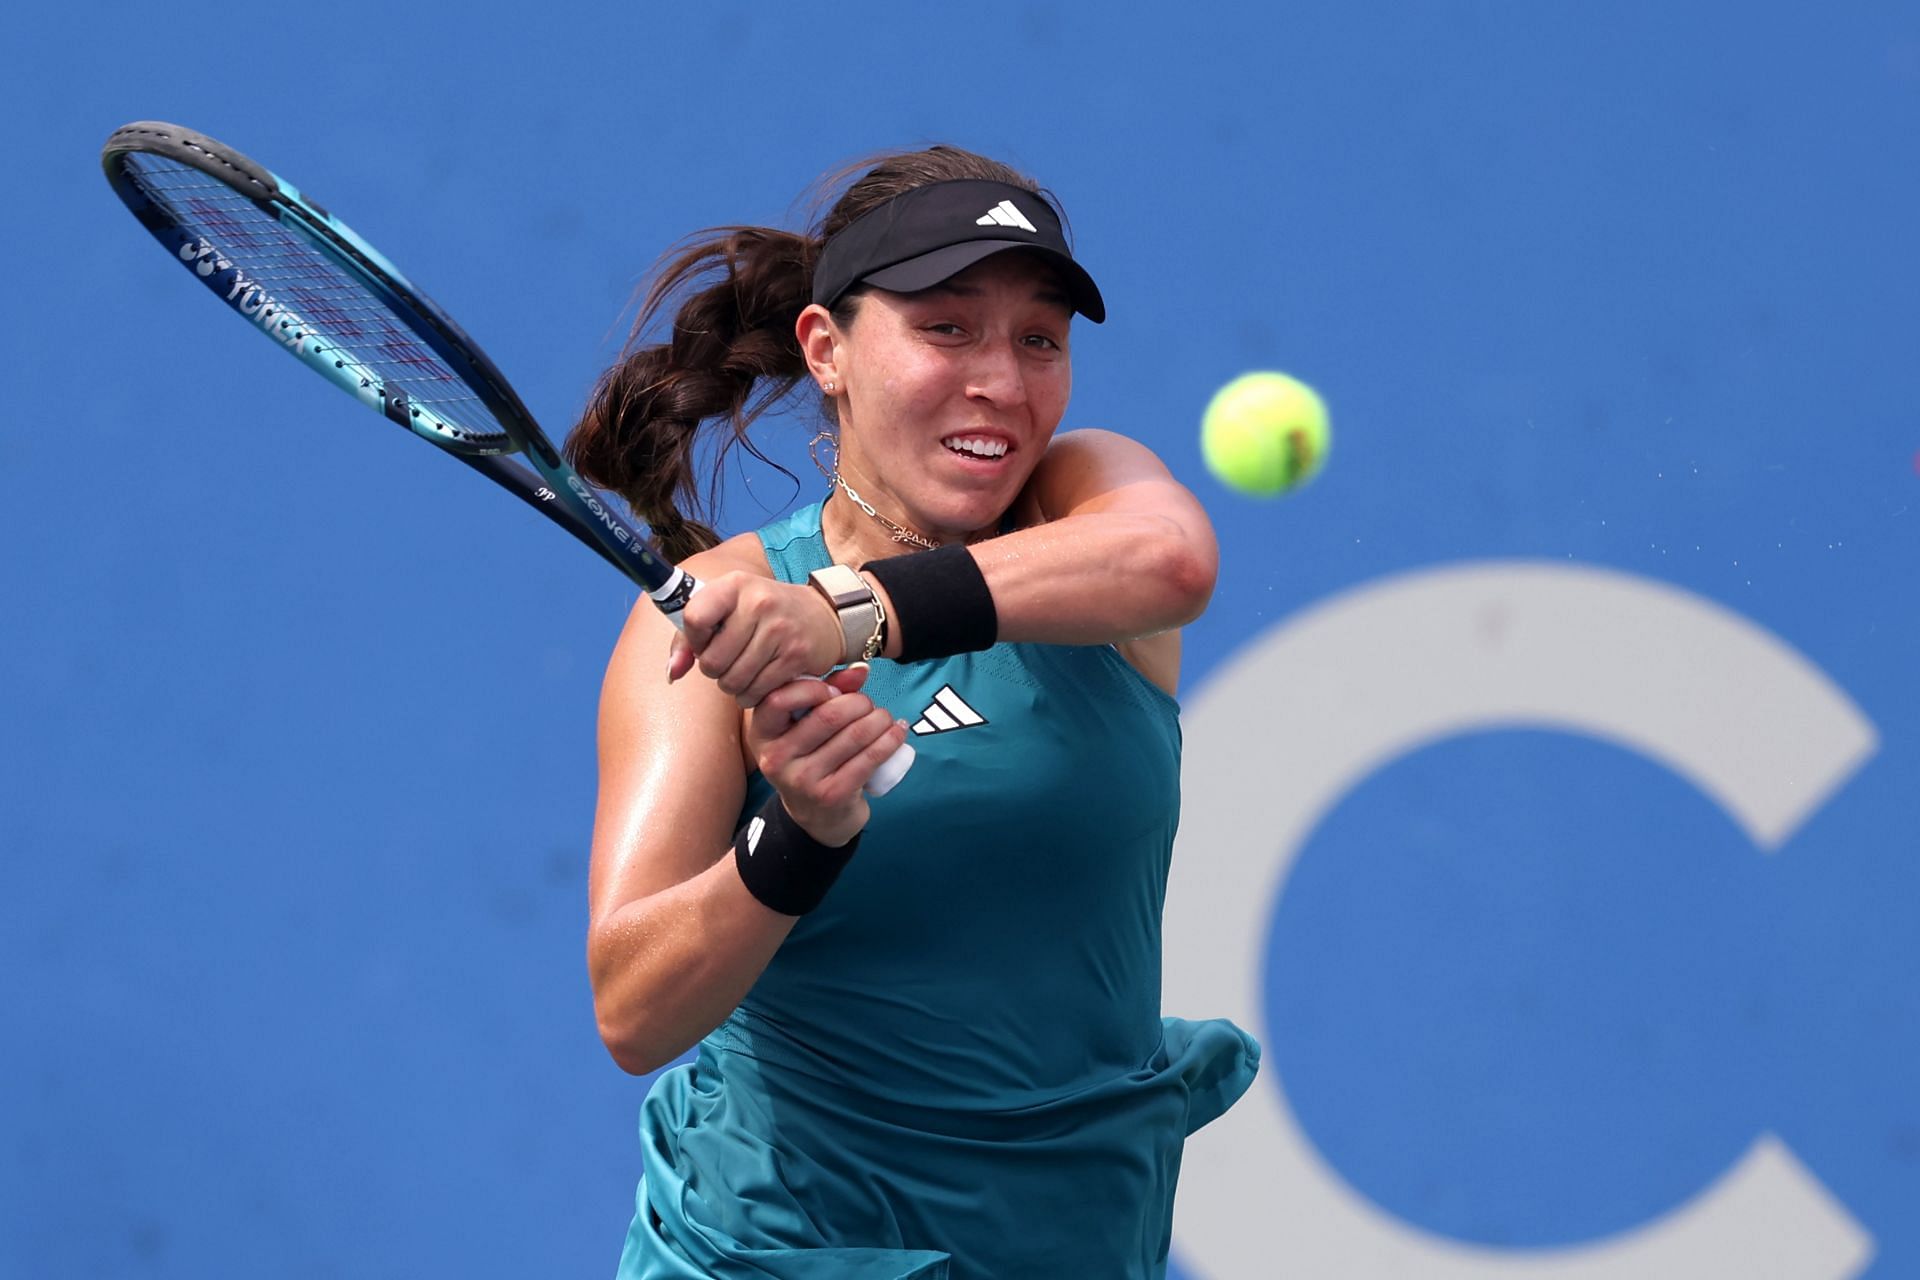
[860,544,998,662]
[732,796,860,916]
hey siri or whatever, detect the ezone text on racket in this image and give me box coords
[564,475,636,546]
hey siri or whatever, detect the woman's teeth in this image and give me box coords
[942,436,1008,459]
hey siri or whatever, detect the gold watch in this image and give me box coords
[806,564,886,664]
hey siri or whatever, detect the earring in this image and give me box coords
[823,380,836,394]
[809,430,838,479]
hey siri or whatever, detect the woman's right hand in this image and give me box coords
[747,664,908,848]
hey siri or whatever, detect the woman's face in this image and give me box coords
[829,252,1074,542]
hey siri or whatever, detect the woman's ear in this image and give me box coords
[795,303,841,393]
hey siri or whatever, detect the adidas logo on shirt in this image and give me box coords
[910,684,987,736]
[975,200,1038,233]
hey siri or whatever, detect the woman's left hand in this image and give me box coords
[667,571,845,706]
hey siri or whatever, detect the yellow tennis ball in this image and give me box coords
[1200,371,1331,497]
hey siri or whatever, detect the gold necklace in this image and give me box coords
[809,431,940,551]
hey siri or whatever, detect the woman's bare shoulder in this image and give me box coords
[682,530,775,580]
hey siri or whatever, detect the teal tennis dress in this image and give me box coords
[616,502,1260,1280]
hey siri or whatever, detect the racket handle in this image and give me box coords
[664,578,916,797]
[865,738,916,797]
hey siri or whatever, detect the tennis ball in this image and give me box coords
[1200,371,1330,497]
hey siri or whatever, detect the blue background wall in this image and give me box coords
[3,3,1914,1276]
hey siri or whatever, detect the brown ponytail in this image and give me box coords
[566,146,1055,563]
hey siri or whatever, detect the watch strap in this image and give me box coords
[807,564,885,665]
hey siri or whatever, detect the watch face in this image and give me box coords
[811,565,871,607]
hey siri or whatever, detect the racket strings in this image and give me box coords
[122,154,513,451]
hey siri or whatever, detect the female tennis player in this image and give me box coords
[572,146,1261,1279]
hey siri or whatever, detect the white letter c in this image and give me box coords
[1167,562,1877,1279]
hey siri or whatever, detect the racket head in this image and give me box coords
[101,121,682,595]
[102,121,529,459]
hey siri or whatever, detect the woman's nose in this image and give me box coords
[965,338,1027,407]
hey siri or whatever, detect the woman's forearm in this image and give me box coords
[978,510,1216,643]
[865,509,1216,655]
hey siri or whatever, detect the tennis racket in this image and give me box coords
[101,120,912,795]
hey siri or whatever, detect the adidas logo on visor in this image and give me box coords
[975,200,1038,233]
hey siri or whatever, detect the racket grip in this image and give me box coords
[865,739,916,797]
[665,579,915,796]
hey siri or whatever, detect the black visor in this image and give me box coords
[811,179,1105,323]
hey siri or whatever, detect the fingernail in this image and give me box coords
[847,661,870,674]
